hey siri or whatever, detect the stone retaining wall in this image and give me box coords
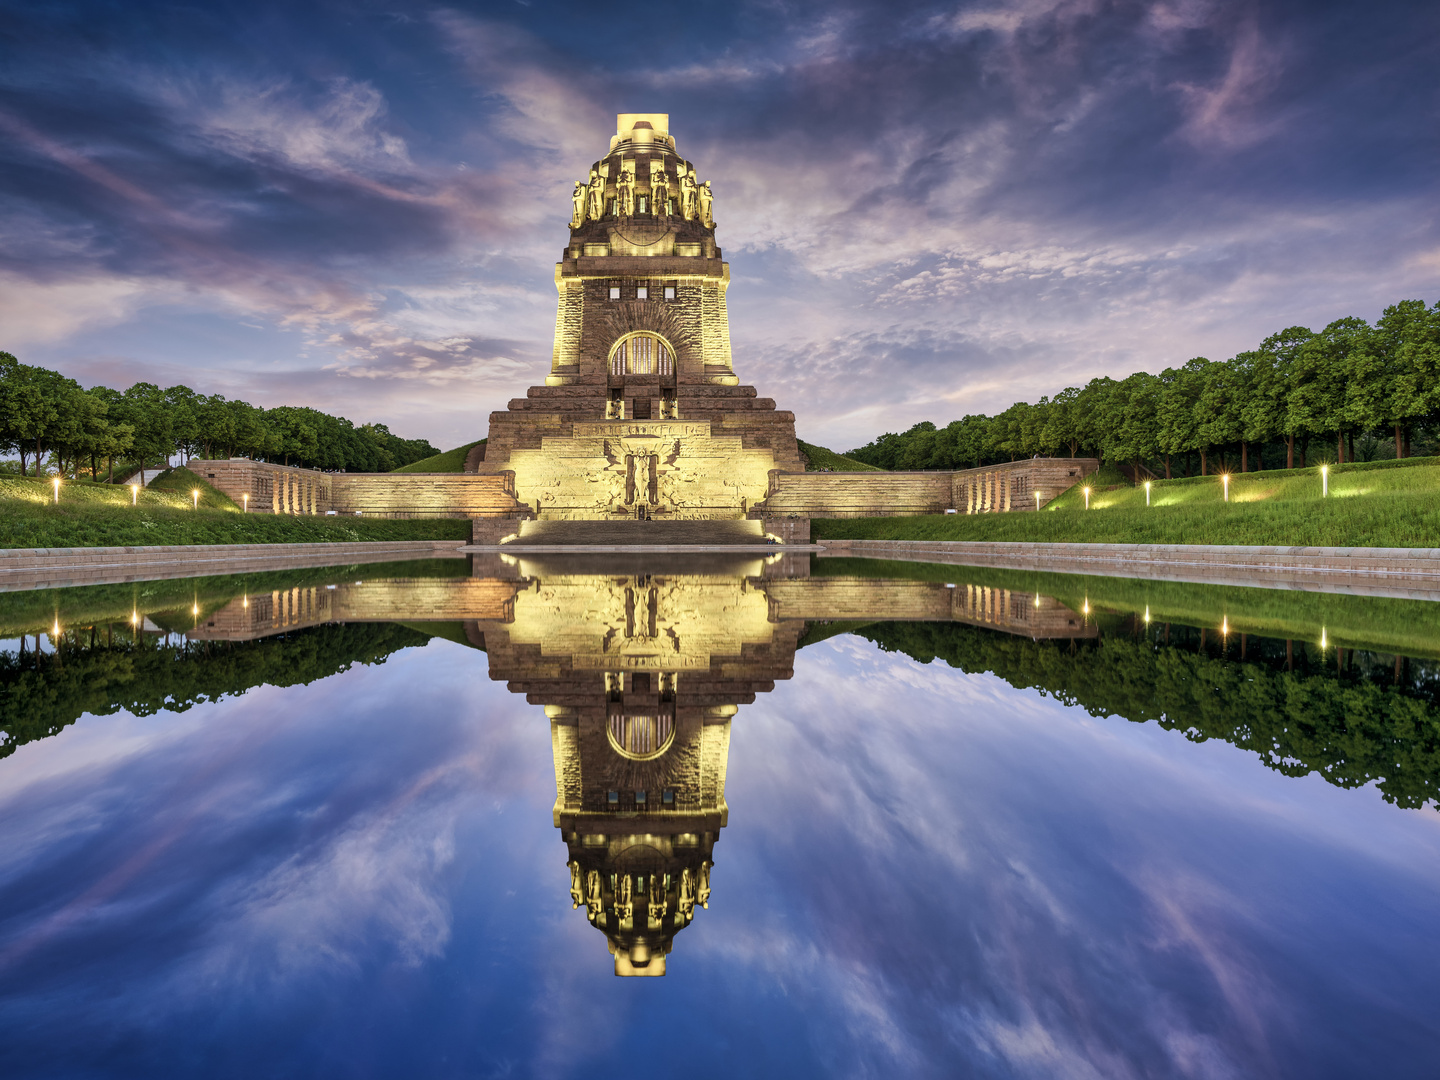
[0,540,467,591]
[196,459,524,519]
[759,458,1100,520]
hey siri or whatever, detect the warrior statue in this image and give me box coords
[679,173,698,221]
[616,168,635,217]
[648,874,667,925]
[650,163,670,216]
[616,873,634,924]
[586,169,606,221]
[697,861,712,909]
[677,867,696,920]
[570,182,587,229]
[585,869,604,923]
[698,180,715,228]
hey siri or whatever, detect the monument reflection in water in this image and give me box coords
[186,554,1093,976]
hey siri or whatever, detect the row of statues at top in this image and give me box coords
[571,161,714,229]
[569,860,711,928]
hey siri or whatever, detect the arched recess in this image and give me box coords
[607,709,676,761]
[608,331,675,377]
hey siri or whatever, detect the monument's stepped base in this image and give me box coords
[507,518,766,546]
[479,382,805,475]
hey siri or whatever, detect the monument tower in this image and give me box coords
[474,114,804,542]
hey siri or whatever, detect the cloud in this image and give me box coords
[1,0,1436,449]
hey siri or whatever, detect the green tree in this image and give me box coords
[1156,359,1208,476]
[1040,386,1083,457]
[1196,356,1249,472]
[1104,371,1160,476]
[1261,326,1316,467]
[1378,300,1440,457]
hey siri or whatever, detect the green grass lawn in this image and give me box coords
[797,439,883,471]
[0,470,471,548]
[392,440,485,473]
[812,457,1440,547]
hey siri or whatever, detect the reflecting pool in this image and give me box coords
[2,553,1438,1077]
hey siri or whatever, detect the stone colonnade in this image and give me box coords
[951,458,1100,514]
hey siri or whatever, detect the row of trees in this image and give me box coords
[847,299,1440,476]
[0,352,438,479]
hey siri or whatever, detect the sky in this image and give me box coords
[2,630,1439,1077]
[2,0,1438,452]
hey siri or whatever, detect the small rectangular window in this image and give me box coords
[637,196,647,214]
[662,788,675,805]
[636,286,648,300]
[609,286,620,300]
[607,790,619,805]
[663,285,675,300]
[635,790,647,804]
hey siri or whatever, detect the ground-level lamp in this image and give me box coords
[1083,486,1091,510]
[130,483,139,505]
[1144,605,1151,624]
[1321,464,1329,497]
[1034,491,1042,512]
[1221,474,1230,502]
[192,489,200,510]
[1144,480,1151,506]
[242,493,249,512]
[52,477,60,504]
[1320,627,1328,651]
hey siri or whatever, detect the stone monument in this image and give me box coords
[473,114,805,543]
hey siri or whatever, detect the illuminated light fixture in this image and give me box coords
[52,477,60,504]
[1144,480,1151,506]
[130,483,139,505]
[1321,627,1328,650]
[1033,593,1041,608]
[242,594,249,608]
[1222,617,1229,636]
[242,493,249,512]
[52,620,60,639]
[131,610,138,625]
[1221,474,1230,502]
[1034,491,1042,512]
[192,489,200,509]
[1082,598,1090,615]
[1083,486,1091,510]
[1144,605,1150,624]
[1321,463,1329,498]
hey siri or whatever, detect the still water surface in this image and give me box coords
[1,554,1438,1078]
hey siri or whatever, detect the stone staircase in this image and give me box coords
[513,518,768,546]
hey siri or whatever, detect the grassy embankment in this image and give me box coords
[0,468,470,549]
[811,555,1440,659]
[811,457,1440,547]
[391,439,485,473]
[797,439,882,471]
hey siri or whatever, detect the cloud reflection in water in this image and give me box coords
[0,629,1438,1077]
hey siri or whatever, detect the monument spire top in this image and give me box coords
[611,112,673,151]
